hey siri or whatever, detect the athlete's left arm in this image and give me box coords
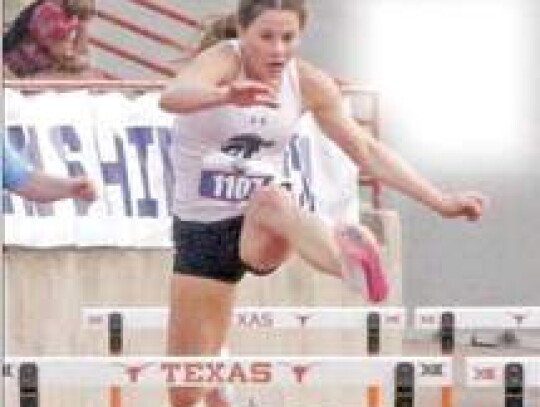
[298,60,485,220]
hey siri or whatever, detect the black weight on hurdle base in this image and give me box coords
[504,362,524,407]
[440,312,455,355]
[19,362,39,407]
[108,312,123,354]
[367,312,381,355]
[394,362,414,407]
[108,312,124,407]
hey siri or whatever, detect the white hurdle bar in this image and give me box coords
[415,307,540,331]
[82,306,405,331]
[415,307,540,354]
[466,357,540,388]
[4,355,452,387]
[467,357,540,406]
[81,307,405,407]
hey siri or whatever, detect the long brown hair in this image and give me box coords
[237,0,307,30]
[63,0,96,20]
[199,0,308,50]
[3,0,95,53]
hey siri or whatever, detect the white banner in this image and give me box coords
[3,90,359,247]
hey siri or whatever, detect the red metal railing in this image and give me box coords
[95,9,196,54]
[89,37,177,77]
[341,86,383,208]
[129,0,204,30]
[4,79,165,91]
[90,0,203,77]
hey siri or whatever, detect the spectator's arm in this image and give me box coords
[3,143,32,190]
[14,172,96,202]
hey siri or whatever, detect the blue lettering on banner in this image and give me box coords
[286,134,315,211]
[50,125,90,216]
[100,135,133,216]
[199,170,272,202]
[2,191,13,215]
[4,125,53,217]
[157,127,173,215]
[127,127,158,218]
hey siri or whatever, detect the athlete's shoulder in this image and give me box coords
[177,40,241,84]
[296,59,342,111]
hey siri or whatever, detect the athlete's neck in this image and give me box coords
[241,53,282,92]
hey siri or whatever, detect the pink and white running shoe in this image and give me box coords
[334,223,389,303]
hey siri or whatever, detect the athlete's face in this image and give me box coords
[239,9,302,85]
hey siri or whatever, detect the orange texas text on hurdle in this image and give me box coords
[124,361,274,384]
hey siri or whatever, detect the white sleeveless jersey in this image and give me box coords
[171,40,303,221]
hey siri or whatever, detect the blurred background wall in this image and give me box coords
[300,0,539,306]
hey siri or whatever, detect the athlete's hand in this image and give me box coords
[225,80,279,108]
[69,176,97,202]
[436,191,487,221]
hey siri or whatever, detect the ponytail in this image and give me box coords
[199,14,238,51]
[63,0,96,20]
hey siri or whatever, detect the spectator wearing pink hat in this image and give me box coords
[3,0,95,78]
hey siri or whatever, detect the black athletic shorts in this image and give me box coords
[172,216,248,283]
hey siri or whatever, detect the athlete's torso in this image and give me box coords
[171,39,303,221]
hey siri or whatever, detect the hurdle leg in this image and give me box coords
[505,363,524,407]
[110,387,122,407]
[394,362,414,407]
[368,386,382,407]
[108,313,123,407]
[441,386,454,407]
[440,312,455,407]
[367,312,383,407]
[19,363,39,407]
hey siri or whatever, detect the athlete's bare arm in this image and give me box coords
[298,59,485,220]
[160,43,278,113]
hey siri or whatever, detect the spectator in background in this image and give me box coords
[3,0,96,79]
[2,140,96,202]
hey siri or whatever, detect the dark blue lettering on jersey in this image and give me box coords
[200,170,273,202]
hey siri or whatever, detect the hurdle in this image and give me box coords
[82,306,405,331]
[3,355,452,406]
[466,357,540,407]
[82,306,405,407]
[415,307,540,407]
[415,307,540,353]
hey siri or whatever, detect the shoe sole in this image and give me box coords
[335,225,389,303]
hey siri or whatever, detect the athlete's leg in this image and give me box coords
[243,184,341,275]
[167,274,237,407]
[168,217,245,406]
[239,212,291,275]
[242,184,388,302]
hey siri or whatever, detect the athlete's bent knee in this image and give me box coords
[249,185,291,214]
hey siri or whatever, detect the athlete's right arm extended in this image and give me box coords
[159,43,277,113]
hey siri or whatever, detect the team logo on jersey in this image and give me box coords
[221,134,275,159]
[200,134,275,202]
